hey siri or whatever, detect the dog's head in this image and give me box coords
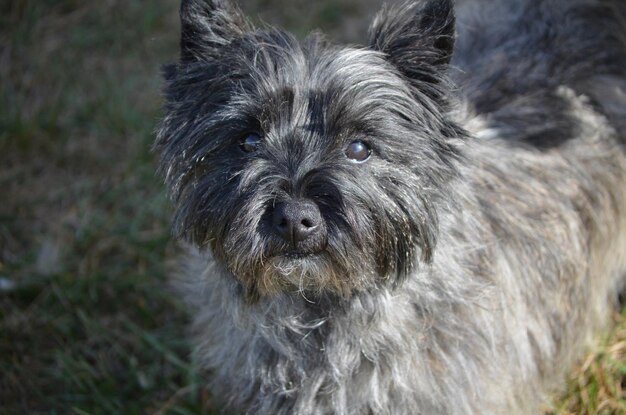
[156,0,463,300]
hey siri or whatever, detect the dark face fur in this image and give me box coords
[156,0,463,300]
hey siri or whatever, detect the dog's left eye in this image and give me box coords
[345,140,371,162]
[239,133,262,153]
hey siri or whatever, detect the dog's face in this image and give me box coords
[157,0,462,299]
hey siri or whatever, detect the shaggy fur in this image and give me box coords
[155,0,626,413]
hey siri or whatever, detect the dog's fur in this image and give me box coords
[155,0,626,413]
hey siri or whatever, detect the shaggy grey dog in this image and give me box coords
[155,0,626,413]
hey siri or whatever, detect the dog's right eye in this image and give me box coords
[239,133,262,153]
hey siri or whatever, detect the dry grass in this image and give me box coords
[547,310,626,414]
[0,0,623,413]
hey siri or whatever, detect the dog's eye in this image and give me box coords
[239,133,262,153]
[345,140,371,162]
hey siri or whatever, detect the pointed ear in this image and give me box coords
[368,0,455,79]
[180,0,252,62]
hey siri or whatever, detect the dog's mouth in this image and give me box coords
[268,250,325,271]
[266,238,327,261]
[226,236,367,299]
[280,250,322,260]
[263,250,341,294]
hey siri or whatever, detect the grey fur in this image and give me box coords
[156,0,626,413]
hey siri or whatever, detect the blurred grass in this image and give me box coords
[547,309,626,415]
[0,0,623,414]
[0,0,207,413]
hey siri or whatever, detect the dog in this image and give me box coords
[155,0,626,413]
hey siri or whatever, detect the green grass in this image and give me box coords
[0,0,624,413]
[0,0,208,412]
[547,309,626,414]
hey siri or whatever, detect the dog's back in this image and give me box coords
[446,1,626,410]
[454,0,626,144]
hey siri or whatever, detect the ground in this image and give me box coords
[1,0,624,413]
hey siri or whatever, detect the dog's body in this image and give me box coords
[156,0,626,413]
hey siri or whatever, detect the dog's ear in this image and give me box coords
[368,0,455,80]
[179,0,252,62]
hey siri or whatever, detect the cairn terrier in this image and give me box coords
[155,0,626,413]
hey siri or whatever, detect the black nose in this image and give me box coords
[272,200,323,245]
